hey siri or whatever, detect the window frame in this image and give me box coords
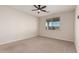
[45,17,60,30]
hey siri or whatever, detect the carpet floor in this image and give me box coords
[0,36,76,53]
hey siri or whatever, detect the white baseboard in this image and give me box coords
[0,35,37,45]
[0,35,74,45]
[39,35,74,42]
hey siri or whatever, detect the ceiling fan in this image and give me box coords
[32,5,48,14]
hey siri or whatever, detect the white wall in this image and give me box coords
[75,6,79,52]
[0,6,38,44]
[39,11,75,42]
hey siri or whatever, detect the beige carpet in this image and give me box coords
[0,36,76,53]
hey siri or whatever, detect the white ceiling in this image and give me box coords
[10,5,76,17]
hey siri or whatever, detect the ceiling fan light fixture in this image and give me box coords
[38,10,41,12]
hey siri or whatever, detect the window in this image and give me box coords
[45,17,60,30]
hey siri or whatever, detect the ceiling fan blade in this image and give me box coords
[34,5,39,8]
[40,6,46,9]
[32,9,38,11]
[41,10,47,12]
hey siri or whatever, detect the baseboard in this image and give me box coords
[0,35,37,45]
[39,35,74,43]
[0,35,74,45]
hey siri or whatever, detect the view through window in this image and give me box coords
[46,17,60,30]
